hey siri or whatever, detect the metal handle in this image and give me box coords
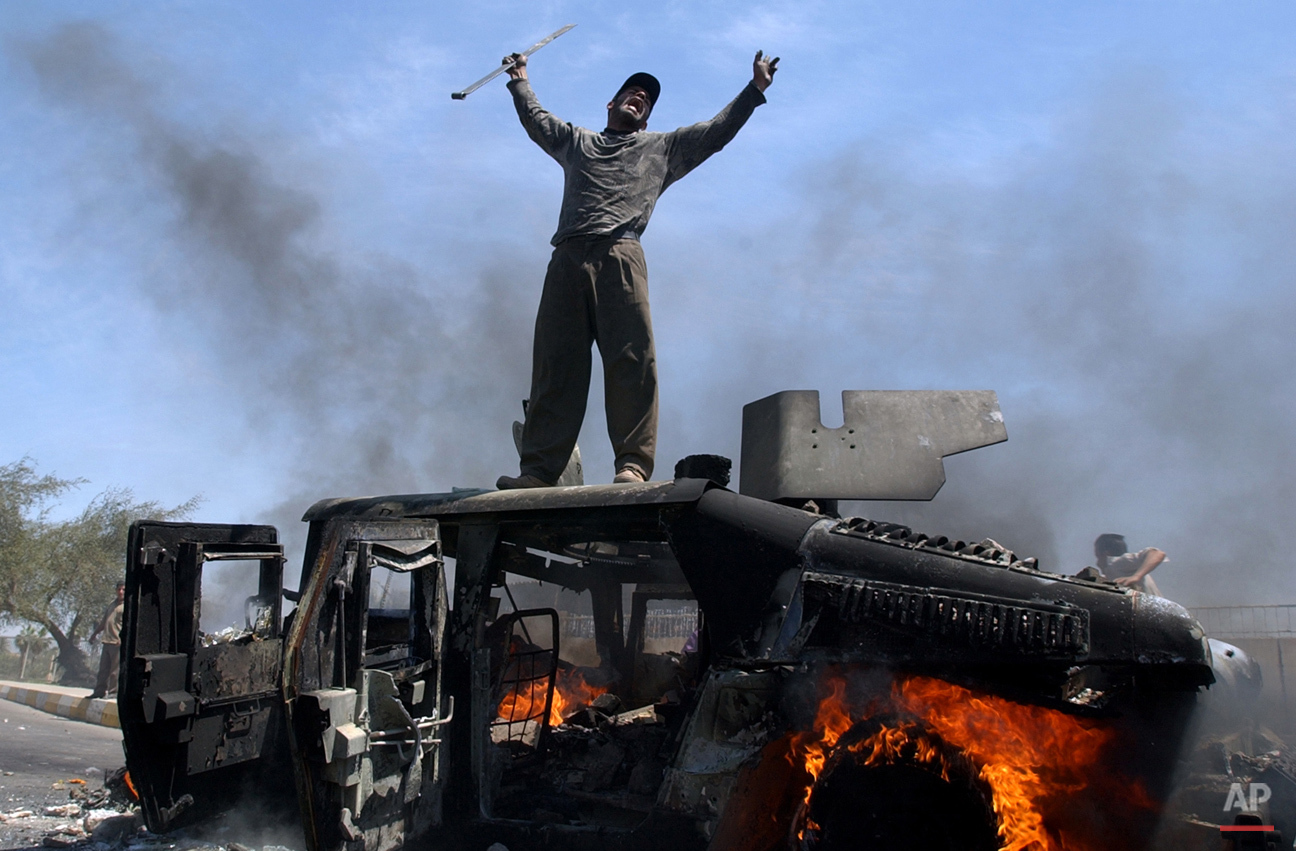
[451,24,576,100]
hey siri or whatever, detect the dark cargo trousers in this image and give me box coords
[520,236,657,483]
[91,641,120,698]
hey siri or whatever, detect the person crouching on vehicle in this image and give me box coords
[1095,533,1166,595]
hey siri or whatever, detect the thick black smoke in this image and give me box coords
[15,23,1296,608]
[12,22,545,606]
[14,23,535,531]
[652,70,1296,606]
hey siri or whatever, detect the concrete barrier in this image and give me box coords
[0,681,119,728]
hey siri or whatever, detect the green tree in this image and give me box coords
[14,624,46,681]
[0,459,198,685]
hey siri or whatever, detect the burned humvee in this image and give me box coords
[118,392,1215,851]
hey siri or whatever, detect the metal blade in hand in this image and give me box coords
[451,24,576,100]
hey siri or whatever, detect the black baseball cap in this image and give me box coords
[616,72,660,109]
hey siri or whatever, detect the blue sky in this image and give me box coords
[3,2,1295,605]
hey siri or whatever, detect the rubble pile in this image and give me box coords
[1156,732,1296,850]
[492,693,678,822]
[0,768,299,851]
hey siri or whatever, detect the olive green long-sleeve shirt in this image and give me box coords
[97,599,124,645]
[508,79,766,246]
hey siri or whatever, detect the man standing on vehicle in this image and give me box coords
[496,50,779,489]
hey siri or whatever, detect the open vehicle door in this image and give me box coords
[120,521,296,832]
[283,518,449,851]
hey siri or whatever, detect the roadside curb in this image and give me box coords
[0,683,120,728]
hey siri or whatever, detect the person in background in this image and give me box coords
[1094,533,1167,595]
[88,580,125,699]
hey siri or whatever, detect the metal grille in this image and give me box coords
[804,571,1090,655]
[490,611,557,748]
[1190,605,1296,639]
[644,609,699,640]
[562,608,698,640]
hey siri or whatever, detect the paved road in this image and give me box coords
[0,699,123,801]
[0,700,124,849]
[0,700,306,851]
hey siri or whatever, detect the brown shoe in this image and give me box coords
[496,473,555,490]
[612,467,646,484]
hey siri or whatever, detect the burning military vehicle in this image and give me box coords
[117,391,1216,851]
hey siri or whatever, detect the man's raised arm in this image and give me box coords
[663,50,779,187]
[504,53,573,160]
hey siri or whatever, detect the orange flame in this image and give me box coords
[546,668,608,725]
[852,722,948,777]
[788,675,1121,851]
[496,667,609,727]
[495,675,551,726]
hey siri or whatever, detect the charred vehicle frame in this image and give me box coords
[117,391,1217,851]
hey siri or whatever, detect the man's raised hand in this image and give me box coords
[504,52,528,82]
[753,50,779,92]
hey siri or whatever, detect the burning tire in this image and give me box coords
[790,716,1001,851]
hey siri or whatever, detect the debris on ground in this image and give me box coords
[4,765,145,850]
[43,804,81,818]
[1154,730,1296,848]
[41,829,82,848]
[0,764,305,851]
[86,810,142,843]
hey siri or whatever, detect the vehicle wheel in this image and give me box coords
[789,716,1000,851]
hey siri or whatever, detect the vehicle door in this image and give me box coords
[283,518,449,851]
[119,521,294,832]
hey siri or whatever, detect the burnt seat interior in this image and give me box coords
[480,530,702,823]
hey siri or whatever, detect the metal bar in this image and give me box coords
[503,583,532,643]
[371,739,443,749]
[370,712,457,739]
[451,24,576,100]
[201,551,283,562]
[1280,639,1290,732]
